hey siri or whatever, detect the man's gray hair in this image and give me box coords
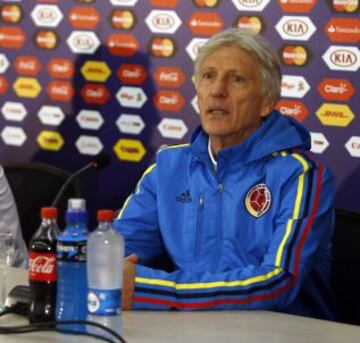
[194,28,282,102]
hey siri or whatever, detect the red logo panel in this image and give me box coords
[68,6,100,29]
[154,90,185,112]
[47,80,74,102]
[0,27,25,49]
[29,252,56,282]
[154,66,185,88]
[117,64,147,85]
[47,58,75,79]
[324,18,360,43]
[14,56,42,76]
[107,33,139,56]
[188,12,224,36]
[317,78,355,101]
[81,83,110,105]
[276,100,309,122]
[277,0,317,13]
[0,76,9,95]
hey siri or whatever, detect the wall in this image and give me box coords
[0,0,359,227]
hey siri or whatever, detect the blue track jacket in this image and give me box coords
[114,110,335,319]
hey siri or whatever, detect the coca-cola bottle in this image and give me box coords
[28,207,60,323]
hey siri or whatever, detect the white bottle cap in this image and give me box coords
[68,198,86,211]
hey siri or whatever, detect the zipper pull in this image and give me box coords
[199,196,204,206]
[217,183,224,192]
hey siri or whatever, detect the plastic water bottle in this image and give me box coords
[56,198,89,331]
[87,209,124,336]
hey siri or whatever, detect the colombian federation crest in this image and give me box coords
[245,183,271,218]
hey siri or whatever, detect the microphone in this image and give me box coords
[51,152,111,207]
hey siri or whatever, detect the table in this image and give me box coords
[1,268,360,343]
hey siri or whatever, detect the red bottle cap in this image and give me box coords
[97,209,114,221]
[41,207,58,219]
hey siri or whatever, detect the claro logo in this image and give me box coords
[117,64,147,85]
[317,78,355,101]
[154,90,185,112]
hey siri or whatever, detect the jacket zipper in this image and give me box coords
[217,183,224,267]
[194,195,204,259]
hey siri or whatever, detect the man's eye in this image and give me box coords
[232,75,245,83]
[201,72,213,80]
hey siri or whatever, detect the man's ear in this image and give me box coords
[260,95,277,118]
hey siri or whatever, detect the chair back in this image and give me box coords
[332,209,360,325]
[3,162,83,247]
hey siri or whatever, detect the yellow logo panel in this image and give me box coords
[13,77,42,98]
[80,61,111,82]
[37,131,64,151]
[316,103,355,127]
[114,139,146,162]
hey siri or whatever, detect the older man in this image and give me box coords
[115,28,335,320]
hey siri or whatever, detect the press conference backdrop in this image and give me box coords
[0,0,359,222]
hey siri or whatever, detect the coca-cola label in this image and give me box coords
[57,240,87,262]
[29,252,56,282]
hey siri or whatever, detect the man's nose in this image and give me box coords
[210,77,227,98]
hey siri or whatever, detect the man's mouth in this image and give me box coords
[206,107,229,115]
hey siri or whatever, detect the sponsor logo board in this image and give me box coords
[154,90,185,112]
[14,55,41,76]
[233,15,265,34]
[113,138,146,162]
[188,12,224,36]
[322,45,360,71]
[192,0,220,8]
[116,86,147,108]
[109,9,136,30]
[0,26,25,49]
[0,54,9,73]
[150,0,179,7]
[317,78,355,101]
[80,61,111,82]
[326,0,359,13]
[0,76,8,94]
[276,16,316,41]
[231,0,271,11]
[157,118,188,139]
[1,101,27,121]
[116,114,145,134]
[1,126,26,146]
[13,77,42,98]
[109,0,138,5]
[37,130,64,151]
[107,33,139,56]
[117,64,147,85]
[186,37,208,60]
[145,10,182,34]
[31,5,63,27]
[310,132,330,154]
[37,105,65,126]
[277,0,317,13]
[68,6,100,29]
[345,136,360,157]
[76,110,104,130]
[324,18,360,43]
[81,83,110,105]
[33,30,59,50]
[154,66,185,88]
[276,100,309,122]
[47,80,74,102]
[47,58,74,79]
[279,44,311,66]
[67,31,100,54]
[75,135,103,156]
[149,37,177,58]
[0,4,23,23]
[316,103,354,127]
[281,75,311,98]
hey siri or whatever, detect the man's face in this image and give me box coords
[196,45,272,147]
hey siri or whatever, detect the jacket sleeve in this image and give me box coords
[131,153,335,310]
[114,164,164,264]
[0,166,28,268]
